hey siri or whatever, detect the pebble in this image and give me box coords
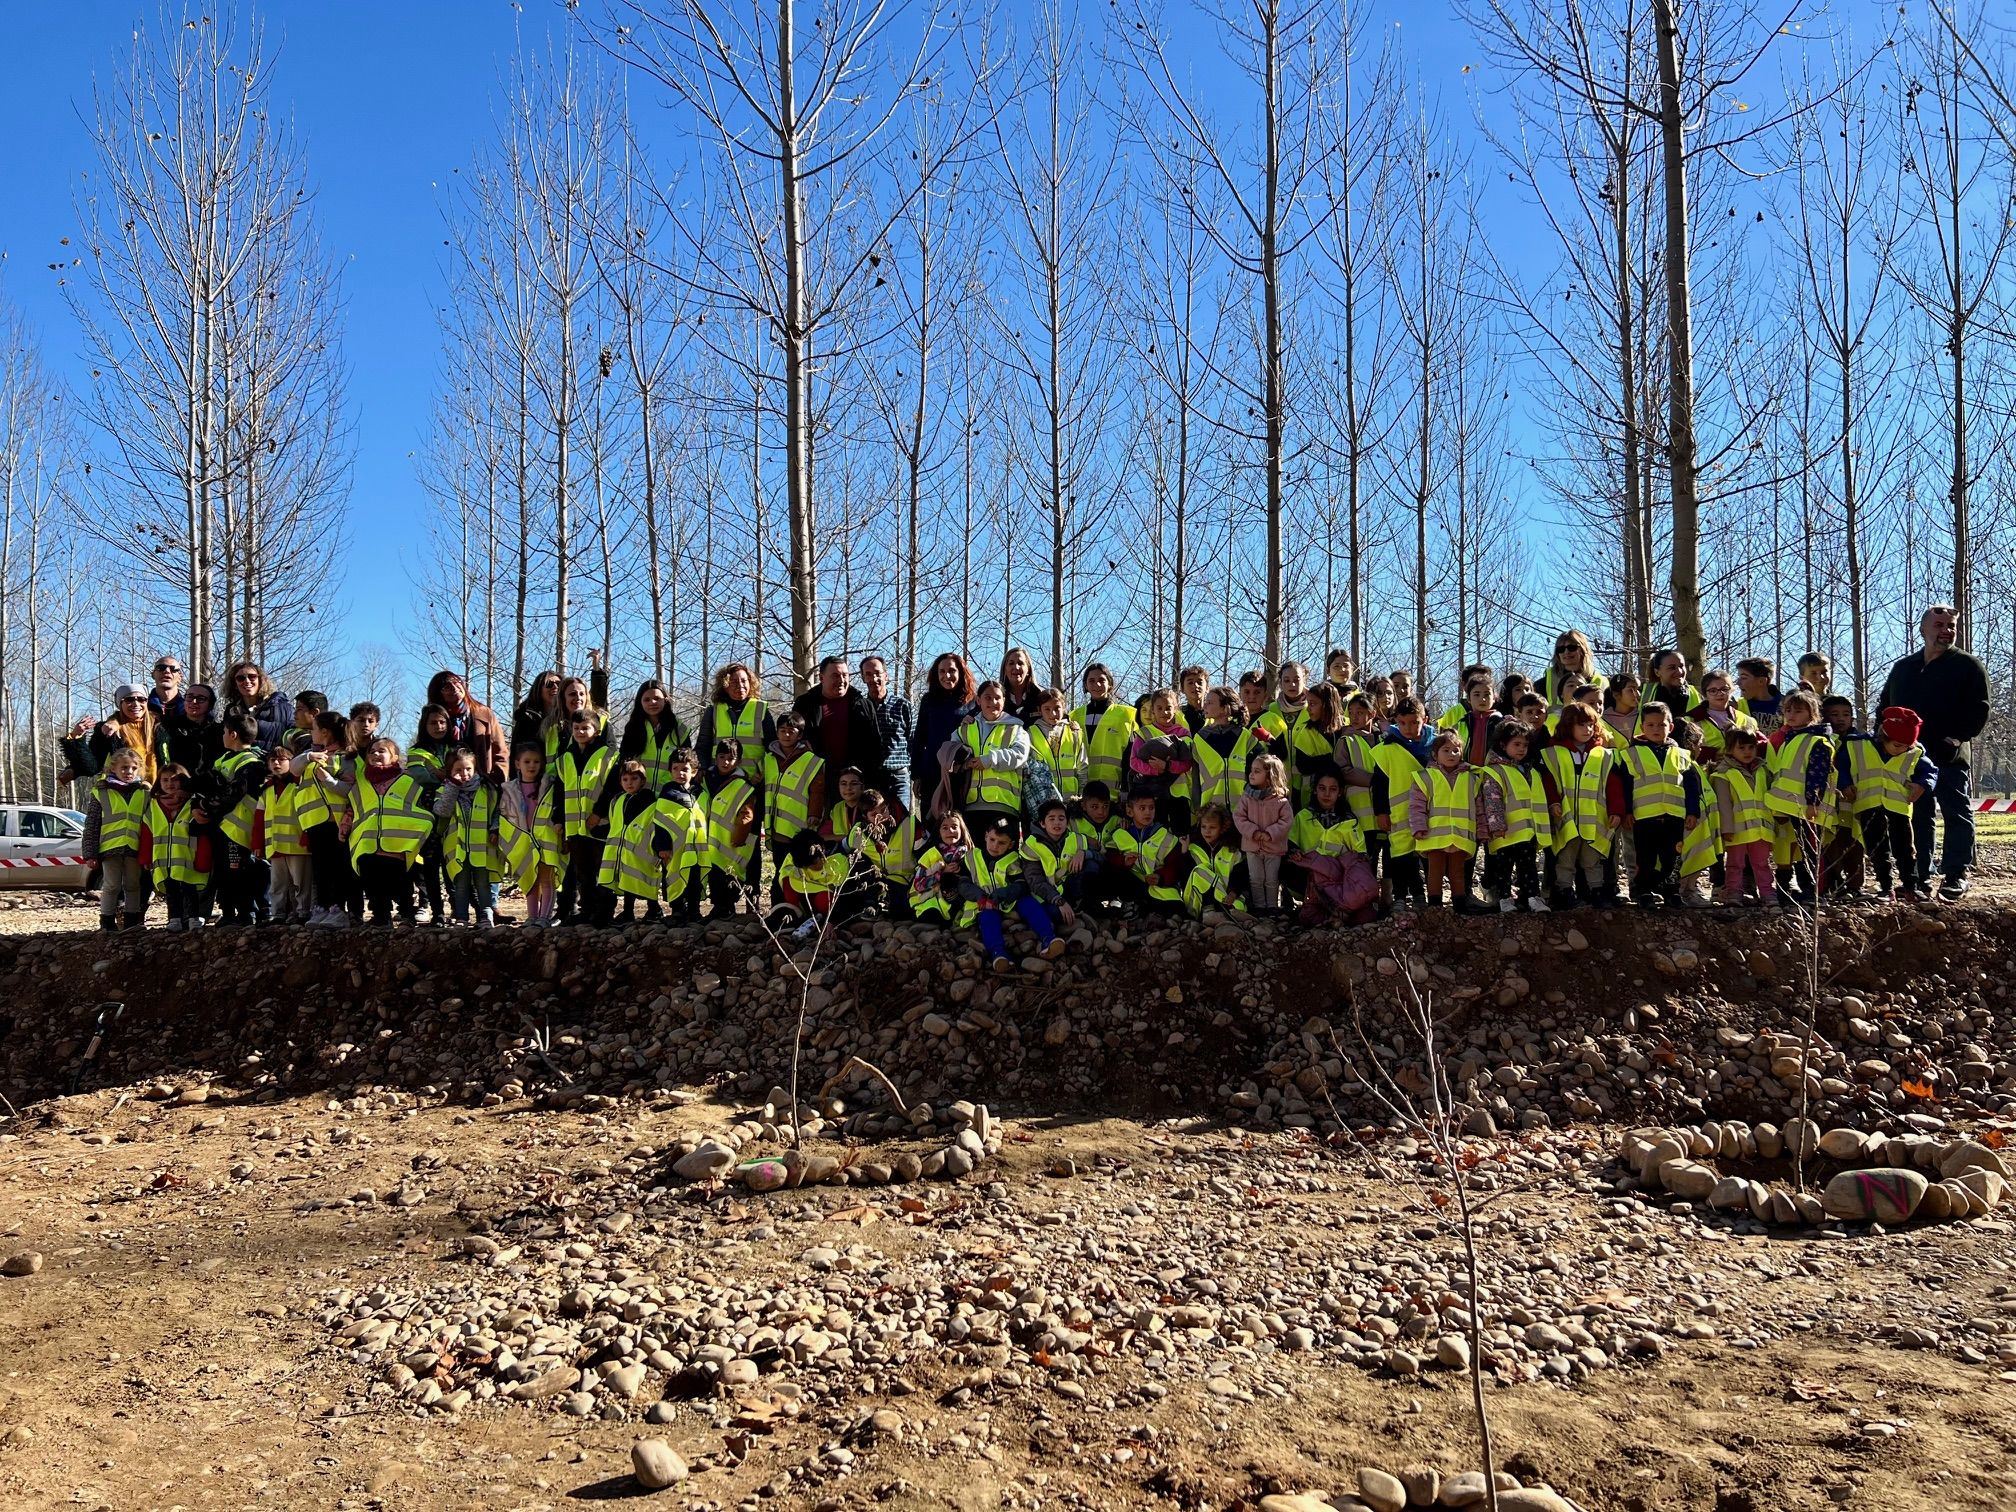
[1358,1467,1406,1512]
[630,1439,689,1489]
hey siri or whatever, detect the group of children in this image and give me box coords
[73,644,1936,966]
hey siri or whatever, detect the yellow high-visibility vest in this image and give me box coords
[347,774,434,864]
[442,784,502,878]
[710,699,768,772]
[856,811,920,884]
[1109,824,1180,901]
[655,794,705,896]
[1543,745,1613,855]
[763,749,823,841]
[1713,764,1774,846]
[1373,742,1426,857]
[1072,701,1138,793]
[145,799,207,886]
[1412,767,1479,855]
[499,778,565,889]
[959,721,1024,812]
[1622,744,1687,820]
[1028,721,1087,799]
[1290,808,1363,857]
[555,746,614,839]
[959,845,1022,925]
[1766,730,1832,817]
[94,782,148,855]
[1480,763,1552,852]
[597,797,672,901]
[1679,808,1721,876]
[1335,731,1380,830]
[1850,739,1921,816]
[1018,829,1084,890]
[1183,841,1245,916]
[705,775,759,872]
[910,843,958,919]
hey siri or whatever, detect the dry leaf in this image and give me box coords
[827,1204,879,1225]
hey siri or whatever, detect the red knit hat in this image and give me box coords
[1878,706,1922,745]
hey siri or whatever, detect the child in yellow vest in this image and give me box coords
[657,746,707,923]
[333,737,433,927]
[1670,717,1720,908]
[1477,722,1551,913]
[1610,702,1703,907]
[1184,801,1245,919]
[960,814,1068,972]
[1851,708,1936,901]
[434,745,505,927]
[1406,732,1487,912]
[250,744,321,925]
[1711,727,1775,906]
[501,742,565,927]
[143,762,211,932]
[82,746,153,931]
[1540,702,1617,907]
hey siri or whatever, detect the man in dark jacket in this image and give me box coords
[791,656,892,789]
[1878,603,1990,899]
[859,654,914,811]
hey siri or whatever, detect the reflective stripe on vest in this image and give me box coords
[1109,825,1180,900]
[1287,722,1335,804]
[779,849,850,896]
[1679,806,1721,875]
[959,846,1021,925]
[706,775,758,871]
[264,780,325,852]
[712,700,768,771]
[556,747,614,839]
[636,722,685,789]
[218,797,257,850]
[1712,765,1773,846]
[960,722,1024,811]
[1292,810,1362,858]
[499,783,566,889]
[348,775,434,862]
[1375,743,1426,856]
[1623,744,1686,819]
[443,785,501,878]
[1183,842,1244,914]
[910,844,956,918]
[1188,729,1249,814]
[1542,744,1613,855]
[1336,732,1379,827]
[1073,702,1138,792]
[96,783,148,854]
[765,750,822,840]
[1766,731,1830,817]
[1415,768,1479,854]
[1018,830,1083,888]
[146,800,207,884]
[1853,740,1920,816]
[1028,722,1086,799]
[598,799,670,899]
[1482,764,1551,851]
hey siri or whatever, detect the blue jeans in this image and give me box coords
[452,867,499,922]
[1912,758,1974,884]
[977,895,1055,957]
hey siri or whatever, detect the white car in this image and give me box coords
[0,804,95,889]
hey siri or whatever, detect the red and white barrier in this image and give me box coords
[1978,799,2016,813]
[0,854,88,868]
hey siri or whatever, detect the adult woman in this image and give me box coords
[542,672,609,759]
[911,653,977,817]
[223,661,296,749]
[617,678,690,789]
[156,682,223,781]
[698,661,774,773]
[426,669,511,781]
[511,670,563,752]
[1539,631,1607,708]
[60,684,160,785]
[999,647,1043,724]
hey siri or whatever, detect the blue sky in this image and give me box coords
[0,1,1497,695]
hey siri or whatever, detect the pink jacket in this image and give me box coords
[1235,788,1294,855]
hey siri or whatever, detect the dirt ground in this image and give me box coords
[3,1087,2014,1512]
[2,823,2013,1512]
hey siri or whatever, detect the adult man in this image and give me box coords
[858,655,914,809]
[148,656,187,721]
[1879,603,1990,900]
[790,656,892,790]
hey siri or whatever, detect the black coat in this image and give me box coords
[1879,649,1990,768]
[790,685,892,778]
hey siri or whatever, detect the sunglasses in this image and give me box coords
[235,672,261,682]
[156,664,182,674]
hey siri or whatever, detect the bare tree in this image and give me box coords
[588,0,962,692]
[67,7,348,681]
[1120,0,1348,675]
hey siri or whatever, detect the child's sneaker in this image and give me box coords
[1497,896,1517,913]
[413,906,435,926]
[186,916,206,931]
[165,917,185,933]
[1525,895,1550,913]
[790,915,819,941]
[477,909,497,928]
[1040,937,1068,960]
[990,955,1016,975]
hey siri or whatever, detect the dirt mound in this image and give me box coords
[2,904,2012,1137]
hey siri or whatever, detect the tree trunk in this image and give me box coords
[778,0,817,692]
[1260,5,1286,675]
[1654,0,1705,674]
